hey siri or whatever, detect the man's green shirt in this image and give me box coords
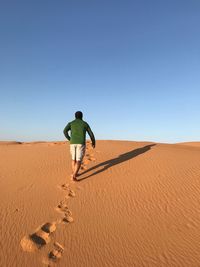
[63,119,95,145]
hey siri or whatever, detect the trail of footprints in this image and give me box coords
[81,144,96,171]
[20,142,96,265]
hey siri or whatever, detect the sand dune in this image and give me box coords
[177,141,200,148]
[0,141,22,145]
[0,140,200,267]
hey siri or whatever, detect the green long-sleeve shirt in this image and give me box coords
[63,119,95,145]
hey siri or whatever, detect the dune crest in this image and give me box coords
[177,141,200,147]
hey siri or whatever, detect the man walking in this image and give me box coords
[63,111,95,181]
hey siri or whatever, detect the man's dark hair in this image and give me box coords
[75,111,83,119]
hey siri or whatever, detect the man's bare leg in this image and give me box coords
[73,160,82,180]
[71,160,76,178]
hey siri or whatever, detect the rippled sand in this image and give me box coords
[0,140,200,267]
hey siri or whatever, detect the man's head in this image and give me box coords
[75,111,83,119]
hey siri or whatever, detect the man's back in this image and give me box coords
[69,119,89,144]
[63,118,95,146]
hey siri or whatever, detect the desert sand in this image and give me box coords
[0,140,200,267]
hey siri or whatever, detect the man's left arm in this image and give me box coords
[87,126,95,148]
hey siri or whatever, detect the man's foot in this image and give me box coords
[71,174,77,181]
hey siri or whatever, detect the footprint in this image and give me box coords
[87,157,95,161]
[80,163,87,170]
[56,201,72,215]
[30,222,56,247]
[63,210,74,223]
[41,222,57,233]
[81,166,87,170]
[49,242,64,262]
[59,185,75,198]
[30,229,50,247]
[20,222,56,252]
[57,203,68,212]
[61,183,69,190]
[68,189,75,197]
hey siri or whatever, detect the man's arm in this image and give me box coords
[63,123,71,141]
[87,126,95,148]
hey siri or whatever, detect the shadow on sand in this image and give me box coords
[78,144,156,181]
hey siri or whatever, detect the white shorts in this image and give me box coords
[70,144,85,161]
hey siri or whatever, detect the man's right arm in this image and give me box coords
[63,123,71,141]
[87,126,95,148]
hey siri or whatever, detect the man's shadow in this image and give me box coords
[78,144,156,181]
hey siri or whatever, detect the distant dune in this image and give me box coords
[0,140,200,267]
[0,141,22,145]
[176,141,200,147]
[0,141,66,146]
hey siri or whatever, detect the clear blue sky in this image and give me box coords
[0,0,199,143]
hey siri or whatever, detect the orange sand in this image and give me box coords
[0,140,200,267]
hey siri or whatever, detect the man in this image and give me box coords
[63,111,95,181]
